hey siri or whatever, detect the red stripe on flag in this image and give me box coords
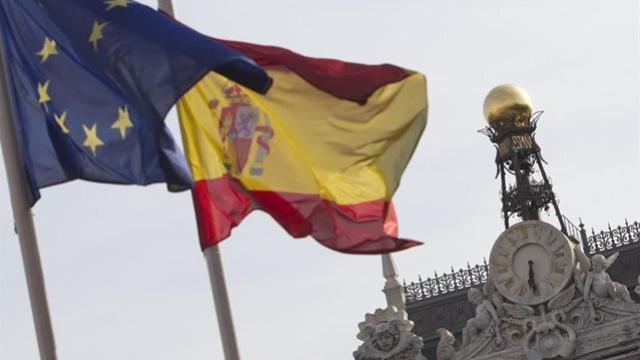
[191,177,421,254]
[217,39,410,104]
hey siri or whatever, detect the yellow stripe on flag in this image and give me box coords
[178,69,427,205]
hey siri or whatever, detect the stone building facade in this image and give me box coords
[404,219,640,359]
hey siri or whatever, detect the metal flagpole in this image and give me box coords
[0,26,57,360]
[157,0,174,15]
[203,246,241,360]
[156,1,242,359]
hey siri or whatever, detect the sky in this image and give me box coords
[1,1,638,359]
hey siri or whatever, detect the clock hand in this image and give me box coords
[528,260,538,295]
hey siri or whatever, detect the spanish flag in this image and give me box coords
[177,40,428,254]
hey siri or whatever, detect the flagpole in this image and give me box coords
[156,1,242,359]
[203,246,241,360]
[0,31,57,360]
[157,0,174,15]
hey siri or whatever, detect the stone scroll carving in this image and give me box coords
[354,306,426,360]
[522,304,576,360]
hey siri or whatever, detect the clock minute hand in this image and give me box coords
[528,260,538,295]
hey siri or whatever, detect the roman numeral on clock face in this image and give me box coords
[552,262,565,274]
[546,234,557,247]
[517,284,529,297]
[500,278,515,290]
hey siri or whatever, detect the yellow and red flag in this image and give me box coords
[177,40,428,254]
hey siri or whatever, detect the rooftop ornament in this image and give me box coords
[483,84,534,133]
[479,84,567,235]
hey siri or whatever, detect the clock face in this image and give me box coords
[489,221,575,305]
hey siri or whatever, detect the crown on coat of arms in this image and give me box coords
[223,85,251,103]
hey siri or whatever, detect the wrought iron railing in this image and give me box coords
[404,219,639,305]
[562,215,581,242]
[403,260,489,304]
[585,219,639,255]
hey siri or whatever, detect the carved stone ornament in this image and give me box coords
[354,306,427,360]
[522,305,575,360]
[436,224,640,360]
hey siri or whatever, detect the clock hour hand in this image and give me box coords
[528,260,538,295]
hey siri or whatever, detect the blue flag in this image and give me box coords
[0,0,272,204]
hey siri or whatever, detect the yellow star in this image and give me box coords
[36,37,58,63]
[37,80,51,112]
[89,21,108,51]
[104,0,130,11]
[54,112,70,134]
[111,106,133,139]
[82,123,104,156]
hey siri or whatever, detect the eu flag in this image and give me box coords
[0,0,272,204]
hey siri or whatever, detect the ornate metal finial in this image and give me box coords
[480,85,567,236]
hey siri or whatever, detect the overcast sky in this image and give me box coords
[1,1,638,359]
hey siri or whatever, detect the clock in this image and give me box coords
[489,221,575,305]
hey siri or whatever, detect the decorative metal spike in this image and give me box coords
[418,275,425,297]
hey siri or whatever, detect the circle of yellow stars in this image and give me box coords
[34,0,134,157]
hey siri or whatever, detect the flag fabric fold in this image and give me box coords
[0,0,271,204]
[178,40,428,254]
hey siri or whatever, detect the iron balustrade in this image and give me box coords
[562,214,581,242]
[403,260,489,304]
[585,219,639,255]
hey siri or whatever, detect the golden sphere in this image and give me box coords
[483,84,534,131]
